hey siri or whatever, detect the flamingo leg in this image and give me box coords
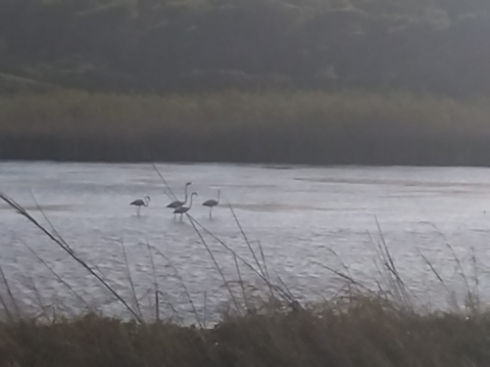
[209,207,212,219]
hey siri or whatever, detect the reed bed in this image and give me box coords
[1,90,490,164]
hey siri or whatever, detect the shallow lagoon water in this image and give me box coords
[1,162,490,321]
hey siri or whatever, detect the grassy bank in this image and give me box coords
[2,299,490,367]
[2,89,490,165]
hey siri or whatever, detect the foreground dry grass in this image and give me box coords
[1,90,490,164]
[1,298,490,367]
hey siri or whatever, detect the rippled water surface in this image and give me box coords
[2,162,490,320]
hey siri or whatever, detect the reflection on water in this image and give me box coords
[229,203,353,212]
[295,176,490,189]
[0,203,79,212]
[1,161,490,320]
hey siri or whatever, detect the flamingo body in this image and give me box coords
[202,199,218,207]
[174,206,191,214]
[202,189,220,218]
[167,200,184,208]
[167,182,192,209]
[130,196,150,216]
[174,192,198,220]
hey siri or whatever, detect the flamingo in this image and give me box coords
[130,196,150,216]
[167,182,192,210]
[174,192,198,221]
[202,189,220,219]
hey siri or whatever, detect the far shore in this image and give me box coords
[1,90,490,166]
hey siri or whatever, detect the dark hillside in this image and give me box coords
[1,0,489,95]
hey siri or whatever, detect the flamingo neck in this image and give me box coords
[217,190,221,203]
[183,184,189,203]
[188,194,196,209]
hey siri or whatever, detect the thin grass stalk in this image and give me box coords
[30,192,76,254]
[416,247,457,307]
[0,294,13,322]
[19,239,92,310]
[426,222,471,291]
[228,204,265,277]
[187,214,241,314]
[0,193,143,323]
[272,271,297,304]
[32,193,106,280]
[190,216,292,302]
[368,228,398,298]
[120,239,143,319]
[374,217,414,308]
[203,291,208,328]
[155,291,159,322]
[315,262,377,296]
[257,240,275,299]
[27,277,49,319]
[418,250,447,289]
[366,229,391,286]
[155,291,185,325]
[325,247,356,280]
[0,263,20,319]
[233,254,250,313]
[151,162,179,202]
[145,240,160,321]
[468,247,480,313]
[257,241,271,281]
[147,245,203,328]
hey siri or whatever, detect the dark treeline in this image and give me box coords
[0,0,489,95]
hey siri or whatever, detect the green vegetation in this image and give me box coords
[0,0,489,95]
[3,300,490,367]
[1,90,490,165]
